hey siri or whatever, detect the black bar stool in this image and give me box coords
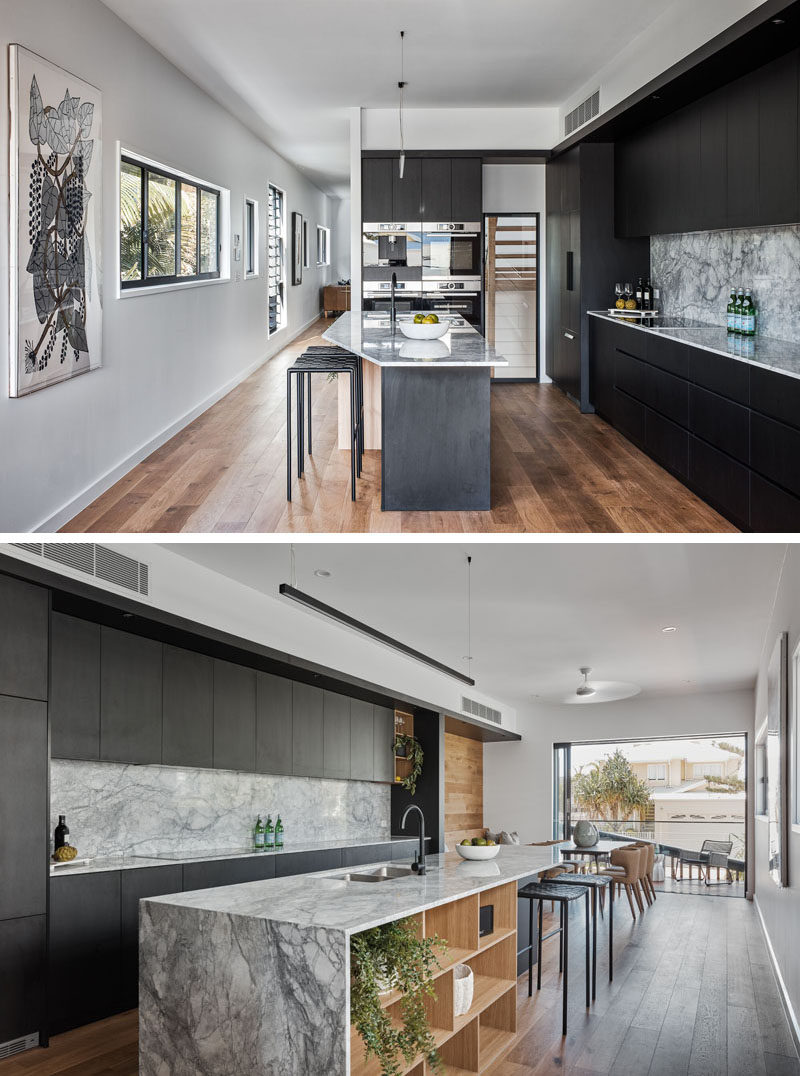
[540,872,614,999]
[286,352,360,502]
[518,879,591,1036]
[300,345,364,465]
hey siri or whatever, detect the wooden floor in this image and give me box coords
[4,894,795,1076]
[63,320,736,534]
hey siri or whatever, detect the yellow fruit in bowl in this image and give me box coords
[423,314,439,324]
[53,844,78,862]
[413,313,425,324]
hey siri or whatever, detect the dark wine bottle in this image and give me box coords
[635,277,644,310]
[643,280,653,312]
[54,815,69,851]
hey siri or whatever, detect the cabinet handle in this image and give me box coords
[564,331,575,340]
[566,251,574,292]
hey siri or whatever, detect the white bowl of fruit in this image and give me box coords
[455,837,501,861]
[398,313,449,340]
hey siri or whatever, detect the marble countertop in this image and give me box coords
[322,312,508,368]
[49,835,417,878]
[589,311,800,380]
[144,845,556,936]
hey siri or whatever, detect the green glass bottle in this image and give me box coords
[734,289,745,334]
[727,290,737,334]
[275,815,284,848]
[742,290,756,337]
[264,815,275,849]
[253,816,265,851]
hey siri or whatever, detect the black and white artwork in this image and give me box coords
[291,211,303,286]
[9,45,103,397]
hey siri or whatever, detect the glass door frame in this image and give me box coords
[482,210,541,382]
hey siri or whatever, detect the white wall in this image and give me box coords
[753,545,800,1045]
[361,107,559,151]
[482,164,549,383]
[331,197,351,282]
[0,0,336,533]
[484,687,754,868]
[561,0,765,136]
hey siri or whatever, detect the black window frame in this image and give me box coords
[268,183,286,336]
[244,197,257,278]
[120,154,222,290]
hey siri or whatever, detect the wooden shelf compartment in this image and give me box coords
[426,894,480,972]
[478,987,517,1071]
[466,931,516,984]
[394,710,415,785]
[437,1017,479,1074]
[350,992,453,1076]
[477,882,517,951]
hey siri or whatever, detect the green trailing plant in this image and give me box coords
[394,734,424,797]
[351,917,447,1076]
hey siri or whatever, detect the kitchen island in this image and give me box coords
[323,313,508,511]
[139,845,555,1075]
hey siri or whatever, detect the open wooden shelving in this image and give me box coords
[393,710,415,786]
[350,882,519,1076]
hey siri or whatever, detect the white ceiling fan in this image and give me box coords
[541,666,642,705]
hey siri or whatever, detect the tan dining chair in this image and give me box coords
[598,846,644,920]
[630,841,657,901]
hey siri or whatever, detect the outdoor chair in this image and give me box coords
[676,840,734,885]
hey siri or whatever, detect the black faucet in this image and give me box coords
[401,804,426,875]
[390,271,397,329]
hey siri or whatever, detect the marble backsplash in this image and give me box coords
[651,224,800,341]
[50,760,390,857]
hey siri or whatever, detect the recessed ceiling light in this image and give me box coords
[462,655,473,661]
[314,569,331,578]
[772,17,786,24]
[661,625,678,633]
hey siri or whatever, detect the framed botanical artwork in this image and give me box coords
[765,631,789,887]
[8,45,103,397]
[291,211,303,286]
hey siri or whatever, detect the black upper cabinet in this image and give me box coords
[291,682,324,777]
[213,660,256,772]
[362,158,393,221]
[451,158,482,220]
[50,613,100,760]
[421,158,452,220]
[392,156,422,220]
[727,74,760,229]
[0,915,46,1044]
[0,696,47,921]
[698,88,728,231]
[0,574,48,702]
[349,698,374,781]
[119,865,182,1010]
[256,672,293,776]
[162,646,213,769]
[672,106,702,234]
[323,691,351,780]
[100,628,162,765]
[758,51,799,226]
[373,705,395,783]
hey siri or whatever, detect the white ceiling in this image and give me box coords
[100,0,666,195]
[163,543,784,711]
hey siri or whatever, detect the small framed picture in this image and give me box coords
[291,211,303,286]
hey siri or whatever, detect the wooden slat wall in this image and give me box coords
[444,731,484,849]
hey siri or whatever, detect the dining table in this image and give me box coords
[555,838,634,871]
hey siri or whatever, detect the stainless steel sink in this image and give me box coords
[337,864,416,883]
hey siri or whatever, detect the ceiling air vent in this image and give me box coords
[462,696,502,725]
[0,1033,39,1060]
[11,542,150,597]
[564,90,600,137]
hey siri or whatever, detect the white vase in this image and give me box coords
[453,963,474,1016]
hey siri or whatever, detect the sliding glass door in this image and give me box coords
[553,742,572,840]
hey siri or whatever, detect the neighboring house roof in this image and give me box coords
[601,739,742,764]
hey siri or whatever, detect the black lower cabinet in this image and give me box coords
[0,915,46,1045]
[343,844,393,868]
[516,874,541,977]
[182,855,276,892]
[751,473,800,531]
[49,872,123,1035]
[120,866,182,1011]
[645,409,688,478]
[391,840,419,862]
[751,413,800,500]
[688,436,750,529]
[689,385,750,465]
[274,849,343,878]
[612,389,645,448]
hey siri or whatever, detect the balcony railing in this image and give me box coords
[571,817,746,869]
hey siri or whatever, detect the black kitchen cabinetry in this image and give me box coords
[291,682,324,777]
[344,844,393,868]
[362,155,483,223]
[274,848,343,878]
[393,156,422,221]
[589,317,800,530]
[120,865,182,1010]
[49,871,123,1034]
[0,574,48,702]
[421,157,451,219]
[162,646,213,769]
[0,916,46,1045]
[100,627,162,765]
[50,613,100,760]
[451,158,482,220]
[616,48,800,236]
[373,705,396,783]
[547,144,649,410]
[212,660,256,773]
[182,855,276,892]
[349,698,374,781]
[362,157,394,220]
[323,690,351,780]
[256,671,293,776]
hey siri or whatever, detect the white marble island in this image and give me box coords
[324,313,508,511]
[139,846,556,1075]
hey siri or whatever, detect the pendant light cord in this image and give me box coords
[398,31,405,162]
[466,554,472,673]
[290,544,296,589]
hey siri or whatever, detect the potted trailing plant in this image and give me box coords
[394,734,423,796]
[351,917,447,1076]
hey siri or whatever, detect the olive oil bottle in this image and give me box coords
[727,290,738,334]
[275,815,284,848]
[253,816,265,851]
[264,815,275,849]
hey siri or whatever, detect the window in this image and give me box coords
[244,198,258,278]
[316,224,330,266]
[794,641,800,824]
[268,184,286,334]
[756,724,768,817]
[119,154,221,289]
[302,220,309,269]
[647,764,666,781]
[693,763,722,778]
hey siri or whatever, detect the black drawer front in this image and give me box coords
[646,334,689,379]
[615,351,647,404]
[647,365,689,428]
[751,412,800,499]
[274,849,343,877]
[391,840,420,861]
[343,843,393,868]
[689,348,750,406]
[750,365,800,433]
[750,473,800,532]
[182,855,276,892]
[613,389,645,447]
[689,385,750,465]
[614,325,647,361]
[646,409,689,477]
[688,436,750,528]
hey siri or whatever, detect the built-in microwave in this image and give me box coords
[363,279,423,315]
[422,222,481,279]
[422,278,482,327]
[363,223,422,271]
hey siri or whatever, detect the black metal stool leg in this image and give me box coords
[349,372,356,501]
[562,907,569,1036]
[307,372,312,455]
[536,899,543,993]
[591,889,597,1001]
[609,880,614,982]
[286,370,292,502]
[297,372,304,477]
[585,891,591,1008]
[528,897,534,997]
[559,903,564,972]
